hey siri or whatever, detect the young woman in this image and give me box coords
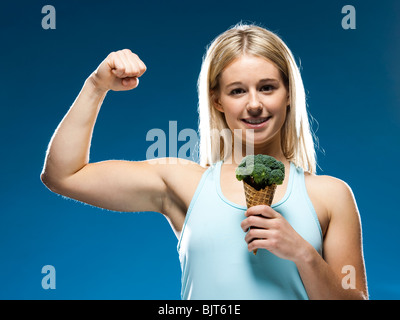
[41,23,368,300]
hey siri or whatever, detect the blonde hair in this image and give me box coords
[197,23,317,173]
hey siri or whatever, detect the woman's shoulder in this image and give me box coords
[304,171,357,219]
[150,157,208,196]
[304,172,354,200]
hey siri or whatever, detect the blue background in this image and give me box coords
[0,0,399,299]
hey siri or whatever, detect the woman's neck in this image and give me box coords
[224,142,289,167]
[225,131,287,163]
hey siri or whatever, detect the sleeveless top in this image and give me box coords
[177,161,323,300]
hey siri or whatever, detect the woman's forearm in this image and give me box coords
[41,76,108,186]
[295,244,367,300]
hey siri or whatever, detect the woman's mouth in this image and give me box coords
[241,117,271,128]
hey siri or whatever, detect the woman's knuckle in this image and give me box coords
[248,242,255,251]
[133,67,141,75]
[271,229,279,239]
[248,229,256,238]
[270,238,279,248]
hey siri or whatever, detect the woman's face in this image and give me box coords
[214,54,290,149]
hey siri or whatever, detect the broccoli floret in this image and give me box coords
[235,154,285,190]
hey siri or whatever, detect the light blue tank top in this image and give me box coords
[177,161,323,300]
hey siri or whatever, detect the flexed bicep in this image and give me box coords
[54,160,167,213]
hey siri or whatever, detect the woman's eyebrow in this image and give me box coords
[259,78,280,84]
[226,78,280,87]
[226,81,242,88]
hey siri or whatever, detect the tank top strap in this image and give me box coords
[290,163,323,239]
[177,164,214,252]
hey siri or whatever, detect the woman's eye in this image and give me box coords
[230,88,245,95]
[260,85,274,92]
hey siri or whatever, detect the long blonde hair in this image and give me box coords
[197,23,317,173]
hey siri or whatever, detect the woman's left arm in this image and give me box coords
[241,178,368,300]
[297,178,368,299]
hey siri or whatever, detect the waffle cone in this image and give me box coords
[243,182,277,255]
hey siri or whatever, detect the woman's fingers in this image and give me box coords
[241,206,283,252]
[121,77,139,88]
[244,228,278,253]
[245,204,279,218]
[241,214,270,232]
[245,228,268,243]
[90,49,147,92]
[110,49,144,78]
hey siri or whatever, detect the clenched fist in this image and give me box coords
[89,49,147,92]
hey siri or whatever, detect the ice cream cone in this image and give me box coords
[243,181,277,255]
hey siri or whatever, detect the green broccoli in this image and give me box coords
[235,154,285,190]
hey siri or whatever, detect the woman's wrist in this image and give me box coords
[293,241,318,267]
[86,72,110,96]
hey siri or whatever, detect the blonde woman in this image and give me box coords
[41,23,368,300]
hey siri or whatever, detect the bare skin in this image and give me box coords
[41,50,368,299]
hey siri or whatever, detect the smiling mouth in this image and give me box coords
[241,117,271,124]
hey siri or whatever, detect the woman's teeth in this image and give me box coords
[242,117,269,124]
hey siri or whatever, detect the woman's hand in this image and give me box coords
[240,205,312,262]
[89,49,147,93]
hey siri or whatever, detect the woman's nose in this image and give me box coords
[246,92,262,116]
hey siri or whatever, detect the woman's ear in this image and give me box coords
[211,90,224,113]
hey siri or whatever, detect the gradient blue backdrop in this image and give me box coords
[0,0,399,299]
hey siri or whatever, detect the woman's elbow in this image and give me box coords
[40,170,63,194]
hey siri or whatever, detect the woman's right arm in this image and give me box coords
[40,49,169,213]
